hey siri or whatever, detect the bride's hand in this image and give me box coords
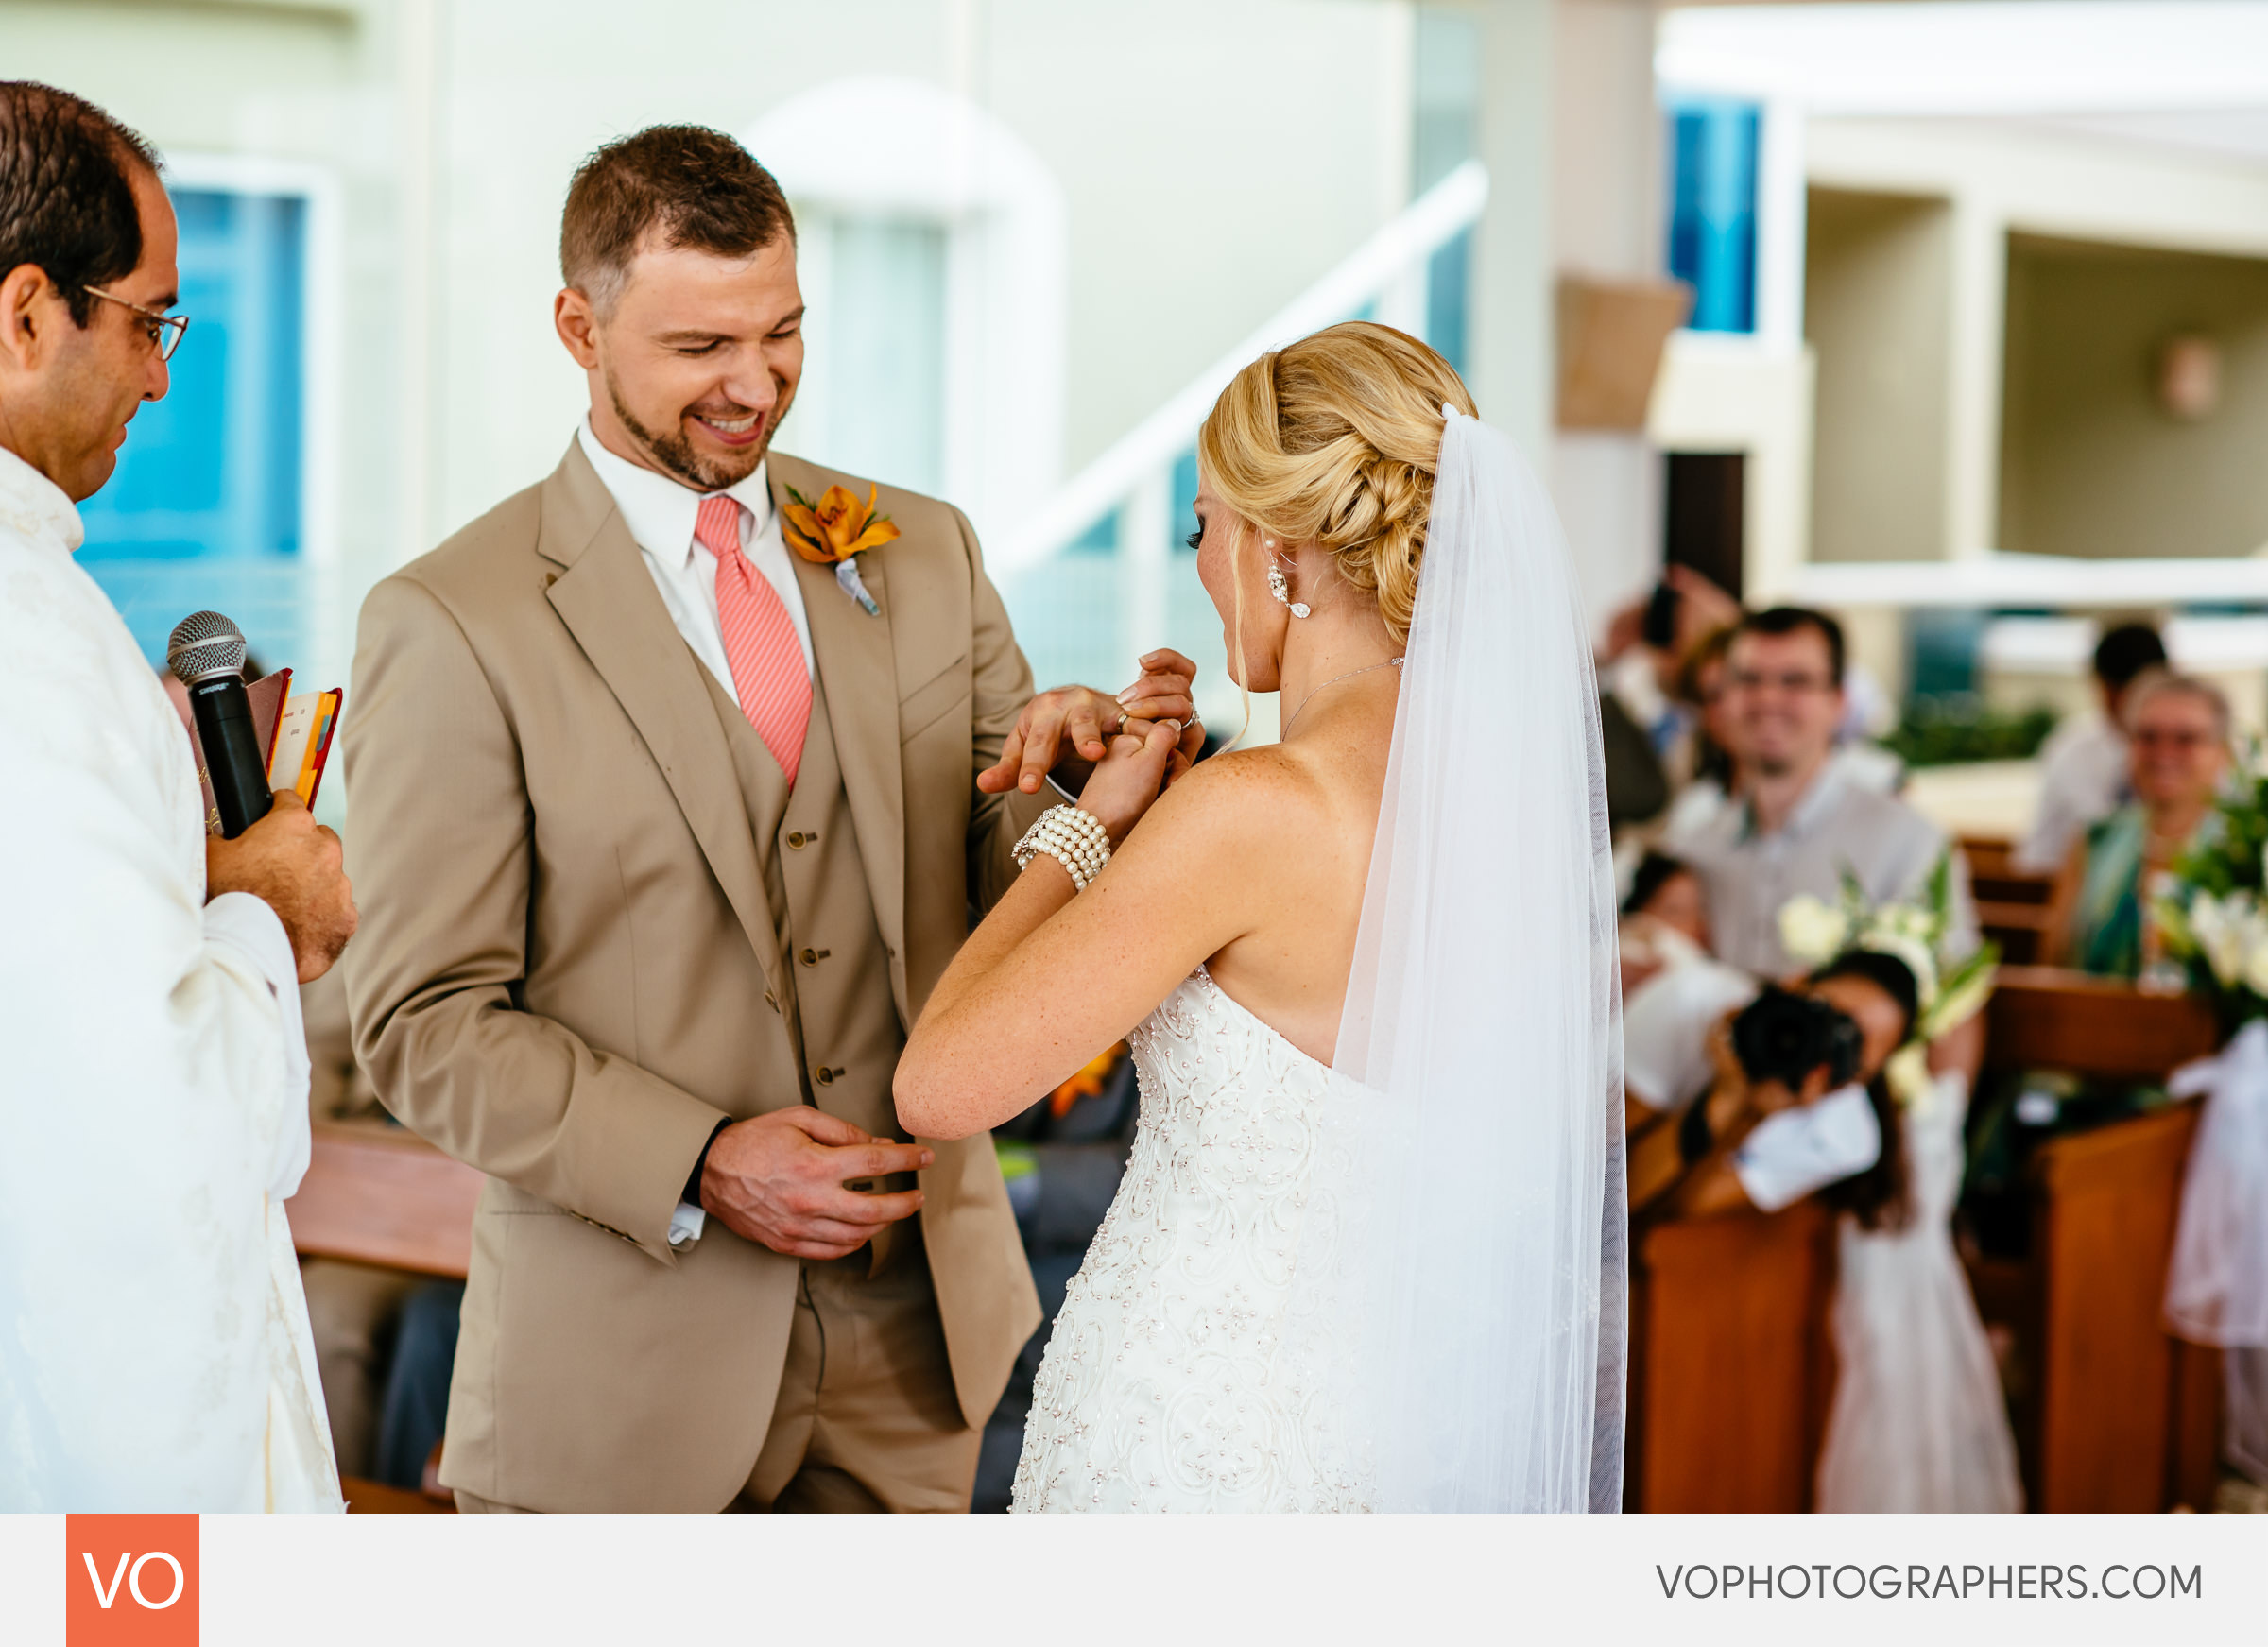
[1075,719,1182,846]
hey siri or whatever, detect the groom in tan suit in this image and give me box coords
[343,126,1185,1512]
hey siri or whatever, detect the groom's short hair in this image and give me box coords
[560,124,795,317]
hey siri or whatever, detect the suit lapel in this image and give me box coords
[773,456,908,1017]
[540,442,787,1008]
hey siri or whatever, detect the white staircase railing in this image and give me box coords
[1000,157,1488,574]
[992,160,1489,709]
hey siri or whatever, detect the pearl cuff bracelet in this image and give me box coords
[1014,804,1113,892]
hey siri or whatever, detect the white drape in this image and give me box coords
[0,446,339,1512]
[1814,1072,2023,1512]
[2166,1021,2268,1484]
[1293,407,1625,1512]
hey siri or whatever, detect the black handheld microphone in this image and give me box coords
[167,610,274,839]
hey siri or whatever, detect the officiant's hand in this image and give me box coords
[698,1106,931,1261]
[205,790,358,984]
[980,649,1199,797]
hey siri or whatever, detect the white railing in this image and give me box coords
[992,160,1488,708]
[1794,553,2268,609]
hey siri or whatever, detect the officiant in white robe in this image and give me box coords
[0,82,352,1512]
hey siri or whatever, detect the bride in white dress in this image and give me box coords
[895,322,1624,1512]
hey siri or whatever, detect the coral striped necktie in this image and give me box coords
[696,493,811,787]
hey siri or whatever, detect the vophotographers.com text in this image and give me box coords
[1657,1562,2202,1602]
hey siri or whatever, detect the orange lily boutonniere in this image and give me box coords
[782,482,899,615]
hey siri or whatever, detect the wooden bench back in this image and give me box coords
[1983,966,2217,1084]
[285,1121,483,1279]
[1972,966,2222,1511]
[1626,1199,1835,1512]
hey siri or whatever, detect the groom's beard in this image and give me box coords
[607,369,793,492]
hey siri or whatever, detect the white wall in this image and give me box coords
[1549,0,1664,623]
[1804,186,1952,565]
[9,0,1422,643]
[1805,114,2268,563]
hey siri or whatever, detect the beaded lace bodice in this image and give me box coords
[1010,968,1365,1513]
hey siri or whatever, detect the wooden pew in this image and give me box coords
[287,1120,482,1279]
[287,1121,482,1511]
[1974,968,2222,1511]
[1959,835,2062,964]
[1978,901,2056,965]
[1960,835,2017,884]
[1626,1199,1837,1512]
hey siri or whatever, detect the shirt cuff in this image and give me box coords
[668,1200,707,1247]
[1731,1082,1881,1214]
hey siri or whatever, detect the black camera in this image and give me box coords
[1730,986,1864,1091]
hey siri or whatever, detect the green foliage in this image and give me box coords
[2153,744,2268,1027]
[1881,695,2059,769]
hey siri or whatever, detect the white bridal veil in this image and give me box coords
[1297,405,1626,1512]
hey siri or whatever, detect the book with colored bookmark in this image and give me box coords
[174,668,345,834]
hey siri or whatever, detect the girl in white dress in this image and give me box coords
[895,322,1624,1512]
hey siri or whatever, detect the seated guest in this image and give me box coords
[2054,668,2231,979]
[1670,606,1982,1081]
[1598,567,1744,776]
[2015,621,2168,874]
[1655,626,1740,846]
[1620,851,1761,1138]
[1619,849,1710,990]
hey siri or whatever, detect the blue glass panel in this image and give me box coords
[1907,608,1985,701]
[77,188,306,666]
[1665,98,1760,335]
[1001,556,1123,696]
[1171,448,1199,556]
[1426,227,1471,376]
[1068,508,1118,554]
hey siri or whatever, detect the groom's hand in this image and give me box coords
[979,649,1200,797]
[698,1107,932,1261]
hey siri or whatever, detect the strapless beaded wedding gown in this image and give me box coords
[1010,969,1366,1512]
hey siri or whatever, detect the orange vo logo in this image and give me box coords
[65,1516,198,1646]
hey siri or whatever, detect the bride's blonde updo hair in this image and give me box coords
[1198,320,1478,646]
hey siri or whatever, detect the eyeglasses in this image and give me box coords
[1727,668,1836,695]
[80,284,189,363]
[2134,728,2215,752]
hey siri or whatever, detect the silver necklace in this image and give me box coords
[1282,656,1404,736]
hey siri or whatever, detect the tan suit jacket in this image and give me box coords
[342,441,1045,1511]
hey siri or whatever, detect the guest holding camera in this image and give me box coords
[1627,950,1916,1223]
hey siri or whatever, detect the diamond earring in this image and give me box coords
[1267,563,1311,619]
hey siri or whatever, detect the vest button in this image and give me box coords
[787,831,813,849]
[815,1065,837,1087]
[799,947,830,966]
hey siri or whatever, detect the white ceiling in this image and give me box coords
[1659,3,2268,133]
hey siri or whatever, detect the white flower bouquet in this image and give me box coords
[2153,764,2268,1027]
[1776,853,1999,1105]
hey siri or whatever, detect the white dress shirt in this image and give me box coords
[1623,956,1762,1114]
[2015,714,2130,874]
[576,420,819,1247]
[576,418,814,688]
[0,443,336,1510]
[1732,1083,1882,1213]
[1675,758,1981,979]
